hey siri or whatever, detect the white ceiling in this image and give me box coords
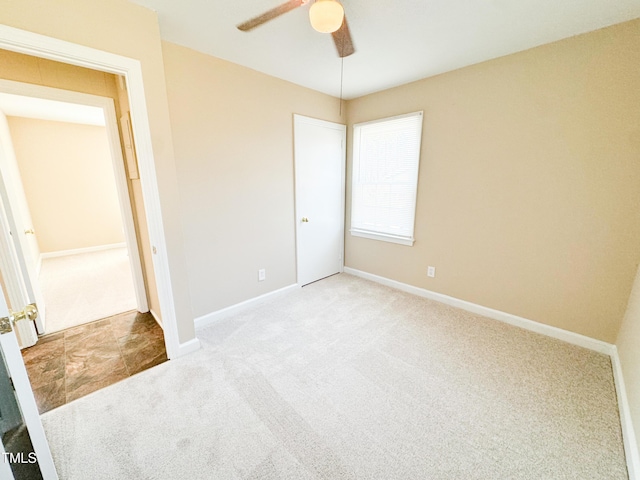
[130,0,640,99]
[0,93,105,126]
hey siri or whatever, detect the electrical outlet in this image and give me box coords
[427,266,436,278]
[258,269,266,282]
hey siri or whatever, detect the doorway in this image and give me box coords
[0,94,142,335]
[0,79,150,335]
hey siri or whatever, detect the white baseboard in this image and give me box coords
[173,337,201,358]
[40,242,126,260]
[194,283,300,330]
[611,347,640,480]
[344,267,614,355]
[344,267,639,477]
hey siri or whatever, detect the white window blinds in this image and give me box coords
[350,111,423,246]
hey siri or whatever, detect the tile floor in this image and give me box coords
[21,311,167,414]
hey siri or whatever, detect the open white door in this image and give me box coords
[0,184,37,349]
[0,298,58,479]
[294,115,346,286]
[0,112,46,334]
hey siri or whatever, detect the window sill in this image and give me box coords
[350,229,414,246]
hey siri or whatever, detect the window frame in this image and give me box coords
[350,111,424,246]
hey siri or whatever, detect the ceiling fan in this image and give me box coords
[237,0,355,58]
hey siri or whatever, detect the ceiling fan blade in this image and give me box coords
[332,17,355,58]
[237,0,305,31]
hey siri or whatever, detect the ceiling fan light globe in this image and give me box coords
[309,0,345,33]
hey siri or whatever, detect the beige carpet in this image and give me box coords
[39,247,137,334]
[41,273,627,479]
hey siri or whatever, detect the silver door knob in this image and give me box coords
[301,217,309,223]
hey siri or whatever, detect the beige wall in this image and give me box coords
[345,19,640,343]
[618,265,640,462]
[162,41,343,318]
[0,0,192,341]
[0,50,119,99]
[8,117,124,253]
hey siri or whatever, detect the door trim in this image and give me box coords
[0,79,149,314]
[293,114,346,286]
[0,25,186,358]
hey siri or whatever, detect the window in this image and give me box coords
[350,111,423,246]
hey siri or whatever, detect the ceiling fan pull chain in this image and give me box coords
[339,56,344,116]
